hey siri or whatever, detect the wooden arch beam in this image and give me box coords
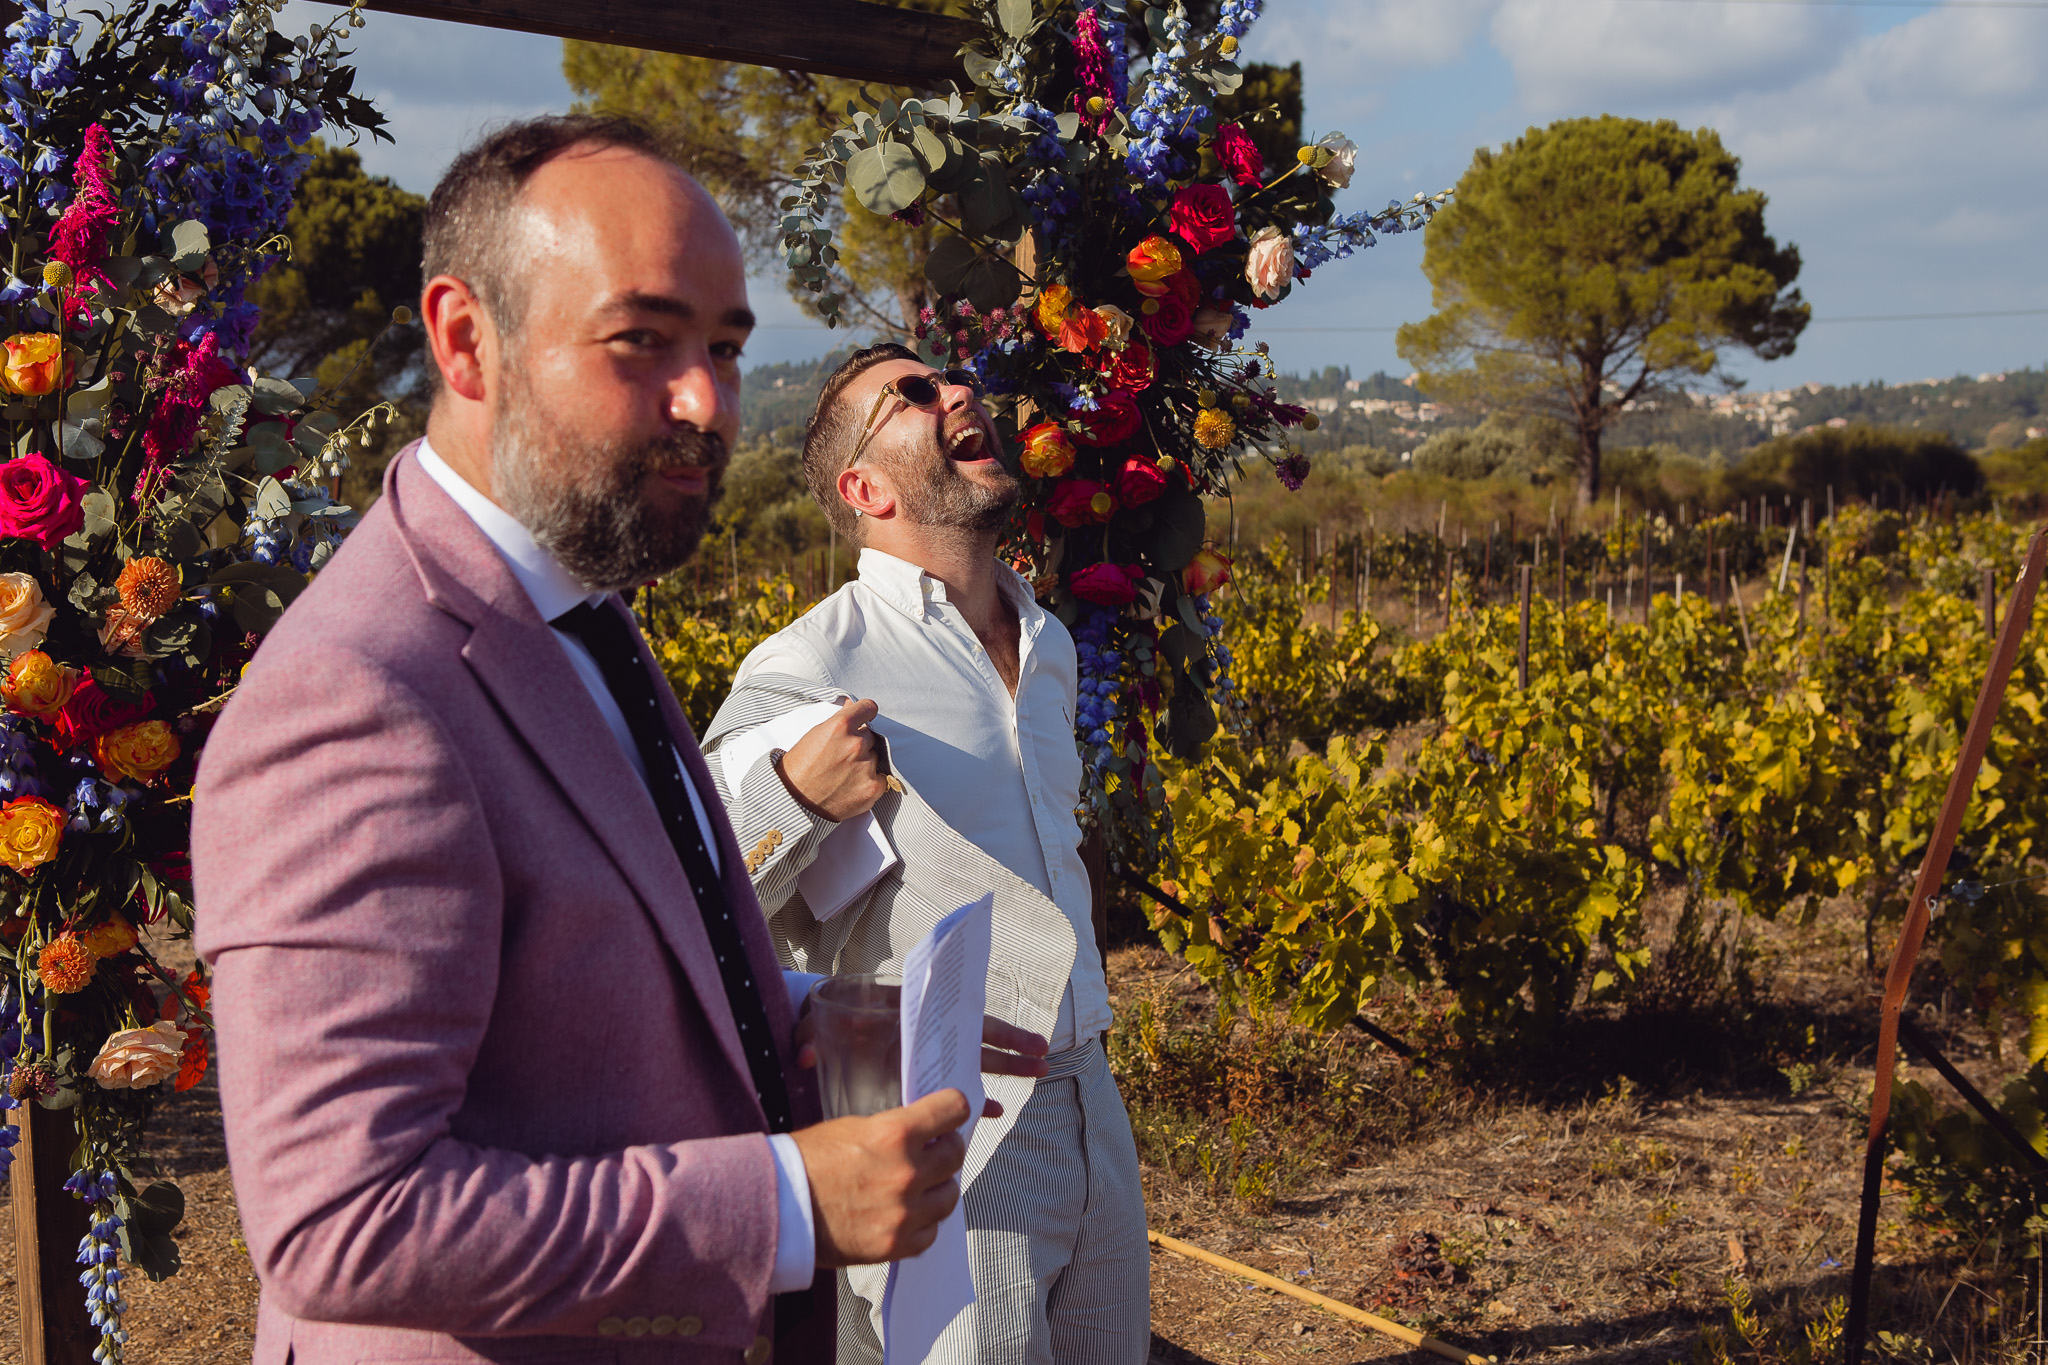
[323,0,979,87]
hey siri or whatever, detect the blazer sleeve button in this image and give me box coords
[597,1317,626,1337]
[649,1315,677,1336]
[675,1314,704,1337]
[744,1333,773,1365]
[625,1316,652,1338]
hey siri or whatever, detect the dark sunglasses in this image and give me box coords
[847,368,982,468]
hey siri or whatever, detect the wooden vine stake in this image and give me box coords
[14,1101,98,1365]
[1843,527,2048,1365]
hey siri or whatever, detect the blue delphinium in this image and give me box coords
[1073,608,1123,785]
[68,1169,128,1360]
[1293,195,1447,273]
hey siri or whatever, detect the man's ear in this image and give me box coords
[421,274,494,403]
[838,465,897,521]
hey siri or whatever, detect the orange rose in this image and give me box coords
[1125,236,1185,296]
[76,913,138,959]
[4,649,76,719]
[1,333,70,396]
[1184,547,1234,595]
[0,795,63,872]
[95,719,181,784]
[1019,423,1076,479]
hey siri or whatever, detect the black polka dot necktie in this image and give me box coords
[552,600,792,1134]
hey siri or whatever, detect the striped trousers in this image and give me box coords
[838,1038,1150,1365]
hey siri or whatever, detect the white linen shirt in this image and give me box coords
[733,547,1113,1050]
[414,440,818,1295]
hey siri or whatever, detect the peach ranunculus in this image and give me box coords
[95,719,181,784]
[1093,304,1134,349]
[1189,307,1233,351]
[1125,236,1184,296]
[88,1020,186,1089]
[1,333,69,396]
[0,573,55,658]
[1019,423,1077,479]
[0,795,63,872]
[3,649,76,720]
[1246,229,1296,301]
[1184,547,1234,595]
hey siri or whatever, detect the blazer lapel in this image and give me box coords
[383,449,759,1106]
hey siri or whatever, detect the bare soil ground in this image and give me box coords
[0,897,1998,1364]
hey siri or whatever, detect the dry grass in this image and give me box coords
[0,894,2022,1365]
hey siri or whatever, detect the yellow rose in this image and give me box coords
[95,719,181,784]
[88,1020,185,1089]
[0,795,64,873]
[1034,284,1074,337]
[2,649,75,720]
[1,333,69,397]
[76,913,138,959]
[1019,423,1076,479]
[1125,236,1184,296]
[0,572,54,658]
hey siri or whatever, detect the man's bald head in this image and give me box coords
[421,113,681,346]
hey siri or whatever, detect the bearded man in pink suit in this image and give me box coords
[192,115,1044,1365]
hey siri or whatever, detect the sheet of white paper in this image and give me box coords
[716,703,900,921]
[880,894,993,1365]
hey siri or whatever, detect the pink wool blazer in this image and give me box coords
[193,446,830,1365]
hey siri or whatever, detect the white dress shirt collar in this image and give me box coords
[414,438,603,622]
[856,546,1043,636]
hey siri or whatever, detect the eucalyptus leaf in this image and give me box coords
[846,142,926,216]
[65,377,113,417]
[141,610,208,668]
[80,487,116,540]
[910,125,950,176]
[249,376,305,416]
[165,219,209,272]
[56,418,103,462]
[924,235,979,294]
[1141,476,1206,572]
[1055,112,1081,140]
[247,424,296,475]
[99,255,144,289]
[209,562,307,635]
[252,476,293,521]
[959,253,1025,312]
[1165,667,1220,759]
[202,509,241,552]
[1198,60,1244,95]
[996,0,1033,37]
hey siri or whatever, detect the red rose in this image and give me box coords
[1214,122,1264,188]
[1100,338,1156,393]
[1115,456,1169,508]
[1142,292,1194,347]
[1074,390,1143,447]
[1164,268,1202,310]
[1049,479,1117,528]
[0,453,87,549]
[1170,183,1236,256]
[1070,562,1144,607]
[53,673,154,749]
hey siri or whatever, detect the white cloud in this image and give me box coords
[1491,0,1854,113]
[1242,0,1498,129]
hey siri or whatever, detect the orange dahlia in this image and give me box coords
[38,934,94,994]
[115,556,180,620]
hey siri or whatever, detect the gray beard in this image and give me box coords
[889,429,1019,534]
[493,375,726,594]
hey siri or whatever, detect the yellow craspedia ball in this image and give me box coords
[391,305,414,325]
[1302,412,1321,432]
[40,262,72,290]
[1218,35,1239,57]
[1296,146,1317,165]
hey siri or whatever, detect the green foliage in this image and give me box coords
[1398,115,1808,504]
[1892,1061,2048,1264]
[645,574,809,734]
[1729,424,1983,507]
[1694,1280,1845,1365]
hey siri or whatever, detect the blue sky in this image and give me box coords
[289,0,2048,390]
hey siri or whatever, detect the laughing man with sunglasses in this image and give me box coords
[703,342,1149,1365]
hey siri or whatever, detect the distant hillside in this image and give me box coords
[744,352,2048,460]
[1274,365,2048,460]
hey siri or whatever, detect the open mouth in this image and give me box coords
[944,415,992,463]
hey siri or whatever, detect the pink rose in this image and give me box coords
[1115,457,1169,508]
[1070,562,1144,607]
[1075,390,1143,447]
[1170,183,1236,255]
[1142,292,1194,347]
[1246,230,1296,301]
[1214,122,1264,188]
[0,454,87,549]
